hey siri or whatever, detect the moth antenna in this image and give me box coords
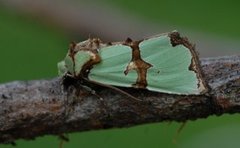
[82,78,142,102]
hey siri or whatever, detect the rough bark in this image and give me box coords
[0,56,240,144]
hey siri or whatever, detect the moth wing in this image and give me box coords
[57,60,67,76]
[89,45,137,87]
[139,35,203,94]
[74,51,92,76]
[64,54,74,75]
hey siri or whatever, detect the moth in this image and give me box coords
[58,31,208,95]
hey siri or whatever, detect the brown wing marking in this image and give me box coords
[123,38,152,88]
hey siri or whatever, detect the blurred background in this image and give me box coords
[0,0,240,148]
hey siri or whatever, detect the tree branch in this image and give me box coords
[0,56,240,143]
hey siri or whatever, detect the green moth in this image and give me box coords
[58,31,208,95]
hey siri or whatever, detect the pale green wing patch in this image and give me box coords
[139,35,200,94]
[57,60,67,76]
[64,55,74,75]
[89,45,137,87]
[74,51,92,76]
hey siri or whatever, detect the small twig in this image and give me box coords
[0,56,240,144]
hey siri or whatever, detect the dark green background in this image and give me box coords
[1,1,240,148]
[106,0,240,39]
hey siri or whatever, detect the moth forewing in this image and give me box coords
[89,44,138,87]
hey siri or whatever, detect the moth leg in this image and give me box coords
[58,134,69,148]
[172,121,187,143]
[80,84,103,101]
[65,73,75,78]
[80,84,109,114]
